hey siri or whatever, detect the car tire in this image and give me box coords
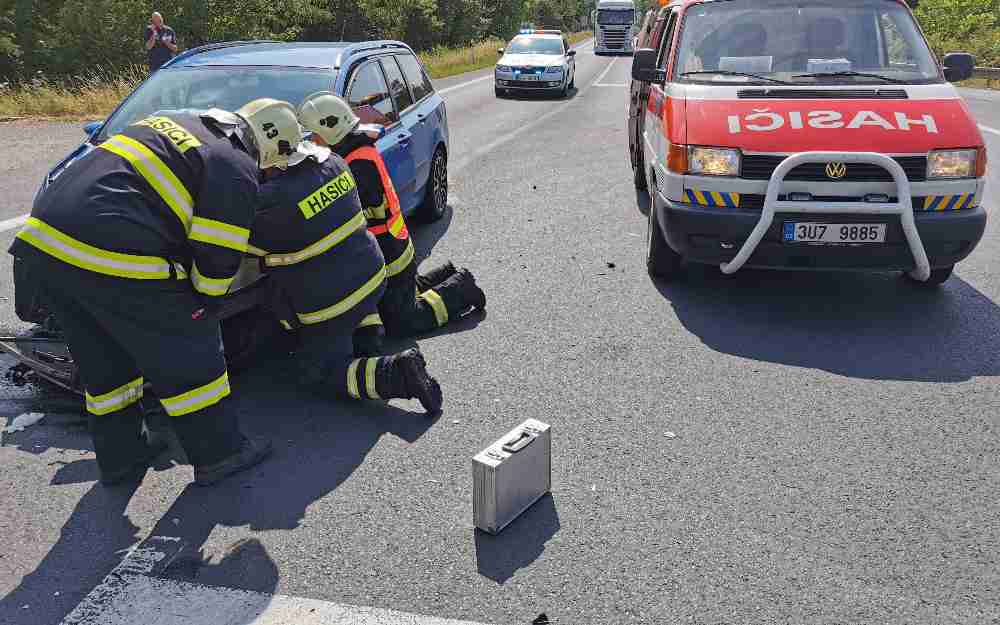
[414,146,448,223]
[647,198,682,280]
[495,86,504,98]
[904,265,954,287]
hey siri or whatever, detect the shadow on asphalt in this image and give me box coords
[474,494,561,584]
[411,202,454,265]
[495,87,580,102]
[0,358,436,624]
[652,267,1000,383]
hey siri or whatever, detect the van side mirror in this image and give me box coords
[942,52,975,82]
[497,48,504,55]
[83,121,101,136]
[631,48,664,83]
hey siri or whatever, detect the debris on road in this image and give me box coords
[606,262,616,269]
[664,431,677,439]
[3,412,44,434]
[533,613,551,624]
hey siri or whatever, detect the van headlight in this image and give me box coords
[927,149,977,179]
[688,147,741,177]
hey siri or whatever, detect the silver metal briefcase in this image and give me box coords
[473,419,551,534]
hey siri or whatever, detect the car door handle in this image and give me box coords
[398,133,412,145]
[416,113,427,123]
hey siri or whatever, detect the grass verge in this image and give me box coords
[0,32,594,120]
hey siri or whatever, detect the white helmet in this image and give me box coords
[235,98,303,170]
[297,91,360,147]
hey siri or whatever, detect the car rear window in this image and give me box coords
[396,54,434,102]
[381,57,414,113]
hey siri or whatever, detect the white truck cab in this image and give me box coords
[594,0,637,56]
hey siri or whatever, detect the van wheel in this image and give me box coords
[647,200,682,279]
[904,265,954,287]
[414,146,448,223]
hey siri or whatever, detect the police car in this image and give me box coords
[495,30,577,98]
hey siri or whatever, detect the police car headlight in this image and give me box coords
[688,147,741,177]
[927,149,977,179]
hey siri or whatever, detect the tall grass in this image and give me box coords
[0,65,147,119]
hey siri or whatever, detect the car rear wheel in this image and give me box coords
[904,265,954,287]
[414,146,448,223]
[647,199,682,280]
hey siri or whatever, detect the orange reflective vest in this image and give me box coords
[345,146,408,241]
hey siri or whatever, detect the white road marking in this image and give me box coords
[0,213,27,234]
[438,40,594,98]
[594,83,628,87]
[980,124,1000,137]
[592,58,618,86]
[61,536,493,625]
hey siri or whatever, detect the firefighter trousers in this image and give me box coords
[24,256,244,476]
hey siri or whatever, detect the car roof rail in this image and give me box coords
[335,40,413,68]
[165,40,284,66]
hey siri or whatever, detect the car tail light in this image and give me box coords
[976,146,988,178]
[667,143,688,174]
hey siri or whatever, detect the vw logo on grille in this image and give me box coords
[825,162,848,179]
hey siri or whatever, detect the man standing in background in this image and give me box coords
[145,12,178,72]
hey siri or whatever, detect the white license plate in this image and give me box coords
[516,74,542,81]
[783,222,887,244]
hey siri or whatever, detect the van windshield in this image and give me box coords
[674,0,941,85]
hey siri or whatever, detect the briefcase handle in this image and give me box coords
[502,430,535,453]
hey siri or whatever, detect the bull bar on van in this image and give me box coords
[718,151,932,281]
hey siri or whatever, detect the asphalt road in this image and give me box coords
[1,44,999,624]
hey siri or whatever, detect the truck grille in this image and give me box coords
[600,29,628,49]
[741,155,927,182]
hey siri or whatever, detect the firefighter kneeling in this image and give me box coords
[6,100,297,486]
[251,100,442,414]
[296,92,486,354]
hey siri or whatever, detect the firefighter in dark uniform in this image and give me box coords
[296,93,486,355]
[7,99,298,486]
[251,113,442,414]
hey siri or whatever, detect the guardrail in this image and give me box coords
[972,66,1000,87]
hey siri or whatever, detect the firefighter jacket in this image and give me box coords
[334,133,413,279]
[251,150,385,328]
[10,113,259,298]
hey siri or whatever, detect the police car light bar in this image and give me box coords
[519,29,562,34]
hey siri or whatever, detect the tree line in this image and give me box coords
[0,0,996,83]
[0,0,594,81]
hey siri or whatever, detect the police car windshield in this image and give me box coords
[674,0,941,85]
[506,37,564,55]
[97,67,336,141]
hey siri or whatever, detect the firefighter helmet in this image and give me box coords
[235,98,303,170]
[297,92,360,147]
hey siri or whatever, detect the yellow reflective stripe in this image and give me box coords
[730,192,741,208]
[923,196,934,210]
[420,288,449,326]
[710,192,725,207]
[693,190,708,205]
[364,200,389,220]
[264,211,366,268]
[16,217,173,279]
[347,359,361,399]
[386,239,415,277]
[297,266,386,325]
[357,313,383,329]
[174,263,188,279]
[364,358,380,399]
[388,213,407,238]
[160,371,231,416]
[247,244,269,257]
[280,320,293,331]
[189,217,250,253]
[100,135,193,232]
[191,262,235,297]
[85,377,144,416]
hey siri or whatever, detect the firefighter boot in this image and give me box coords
[378,348,443,415]
[90,403,166,486]
[171,403,273,486]
[415,261,457,292]
[427,268,486,321]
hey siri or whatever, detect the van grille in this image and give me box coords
[737,88,908,99]
[740,194,925,211]
[741,155,927,181]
